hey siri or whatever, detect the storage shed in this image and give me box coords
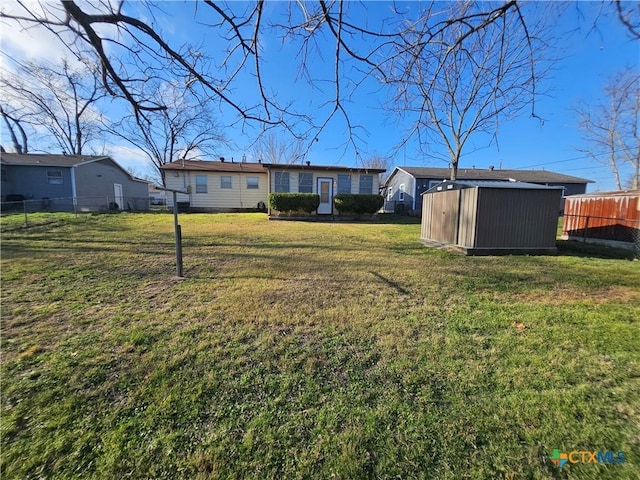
[420,181,563,255]
[562,190,639,251]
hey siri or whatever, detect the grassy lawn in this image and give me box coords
[1,212,639,479]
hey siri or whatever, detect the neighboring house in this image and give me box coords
[161,159,386,214]
[562,190,640,250]
[149,184,167,205]
[420,180,563,255]
[383,166,592,214]
[162,159,268,212]
[264,162,386,215]
[0,153,149,212]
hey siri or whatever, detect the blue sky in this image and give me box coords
[1,1,638,191]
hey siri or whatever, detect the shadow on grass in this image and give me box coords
[557,240,638,260]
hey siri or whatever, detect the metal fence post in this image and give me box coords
[23,200,28,228]
[582,215,589,243]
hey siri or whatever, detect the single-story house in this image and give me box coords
[162,159,268,212]
[0,153,149,212]
[420,180,563,255]
[161,159,385,214]
[264,162,385,215]
[562,190,640,250]
[383,166,592,214]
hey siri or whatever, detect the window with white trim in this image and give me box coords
[47,170,63,184]
[387,186,393,201]
[274,172,290,192]
[298,173,313,193]
[399,184,405,201]
[359,175,373,194]
[337,174,351,194]
[246,177,259,189]
[195,175,208,193]
[220,176,232,189]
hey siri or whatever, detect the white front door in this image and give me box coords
[317,178,333,214]
[114,183,124,210]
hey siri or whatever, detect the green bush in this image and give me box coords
[268,193,320,214]
[334,194,384,215]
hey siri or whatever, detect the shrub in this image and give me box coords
[268,193,320,214]
[334,194,384,215]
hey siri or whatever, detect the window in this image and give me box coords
[387,186,393,201]
[399,184,405,201]
[220,176,232,189]
[1,168,7,182]
[247,177,259,189]
[47,170,63,184]
[337,174,351,194]
[359,175,373,194]
[194,175,207,193]
[274,172,290,192]
[298,173,313,193]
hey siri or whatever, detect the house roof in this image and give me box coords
[161,159,267,173]
[263,163,386,173]
[425,180,564,194]
[392,166,592,185]
[0,152,111,167]
[0,152,149,184]
[567,189,639,198]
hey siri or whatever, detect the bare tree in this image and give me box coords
[577,68,639,190]
[0,1,550,156]
[0,104,28,153]
[252,132,304,165]
[105,81,228,185]
[386,2,550,180]
[359,153,392,183]
[0,57,106,155]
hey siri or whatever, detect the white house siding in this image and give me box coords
[165,170,268,211]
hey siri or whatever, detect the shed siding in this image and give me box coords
[166,171,268,210]
[563,193,639,243]
[457,188,478,247]
[474,188,560,248]
[420,189,460,243]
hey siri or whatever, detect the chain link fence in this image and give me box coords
[1,195,150,229]
[562,213,640,256]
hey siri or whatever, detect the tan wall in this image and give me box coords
[165,171,267,210]
[268,169,380,194]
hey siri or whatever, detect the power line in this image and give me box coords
[519,151,610,169]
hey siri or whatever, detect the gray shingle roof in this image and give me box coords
[397,167,592,184]
[0,153,110,167]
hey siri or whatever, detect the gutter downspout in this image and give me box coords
[70,165,78,214]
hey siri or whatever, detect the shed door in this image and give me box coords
[431,190,460,244]
[114,183,124,210]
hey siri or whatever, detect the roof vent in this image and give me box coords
[242,154,246,163]
[306,160,311,166]
[220,157,225,162]
[489,165,495,171]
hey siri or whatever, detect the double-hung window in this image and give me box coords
[298,173,313,193]
[359,175,373,194]
[337,174,351,194]
[195,175,208,193]
[220,176,232,189]
[47,170,63,184]
[274,172,290,192]
[247,177,259,189]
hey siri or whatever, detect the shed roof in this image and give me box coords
[425,180,564,194]
[394,166,592,184]
[161,159,267,173]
